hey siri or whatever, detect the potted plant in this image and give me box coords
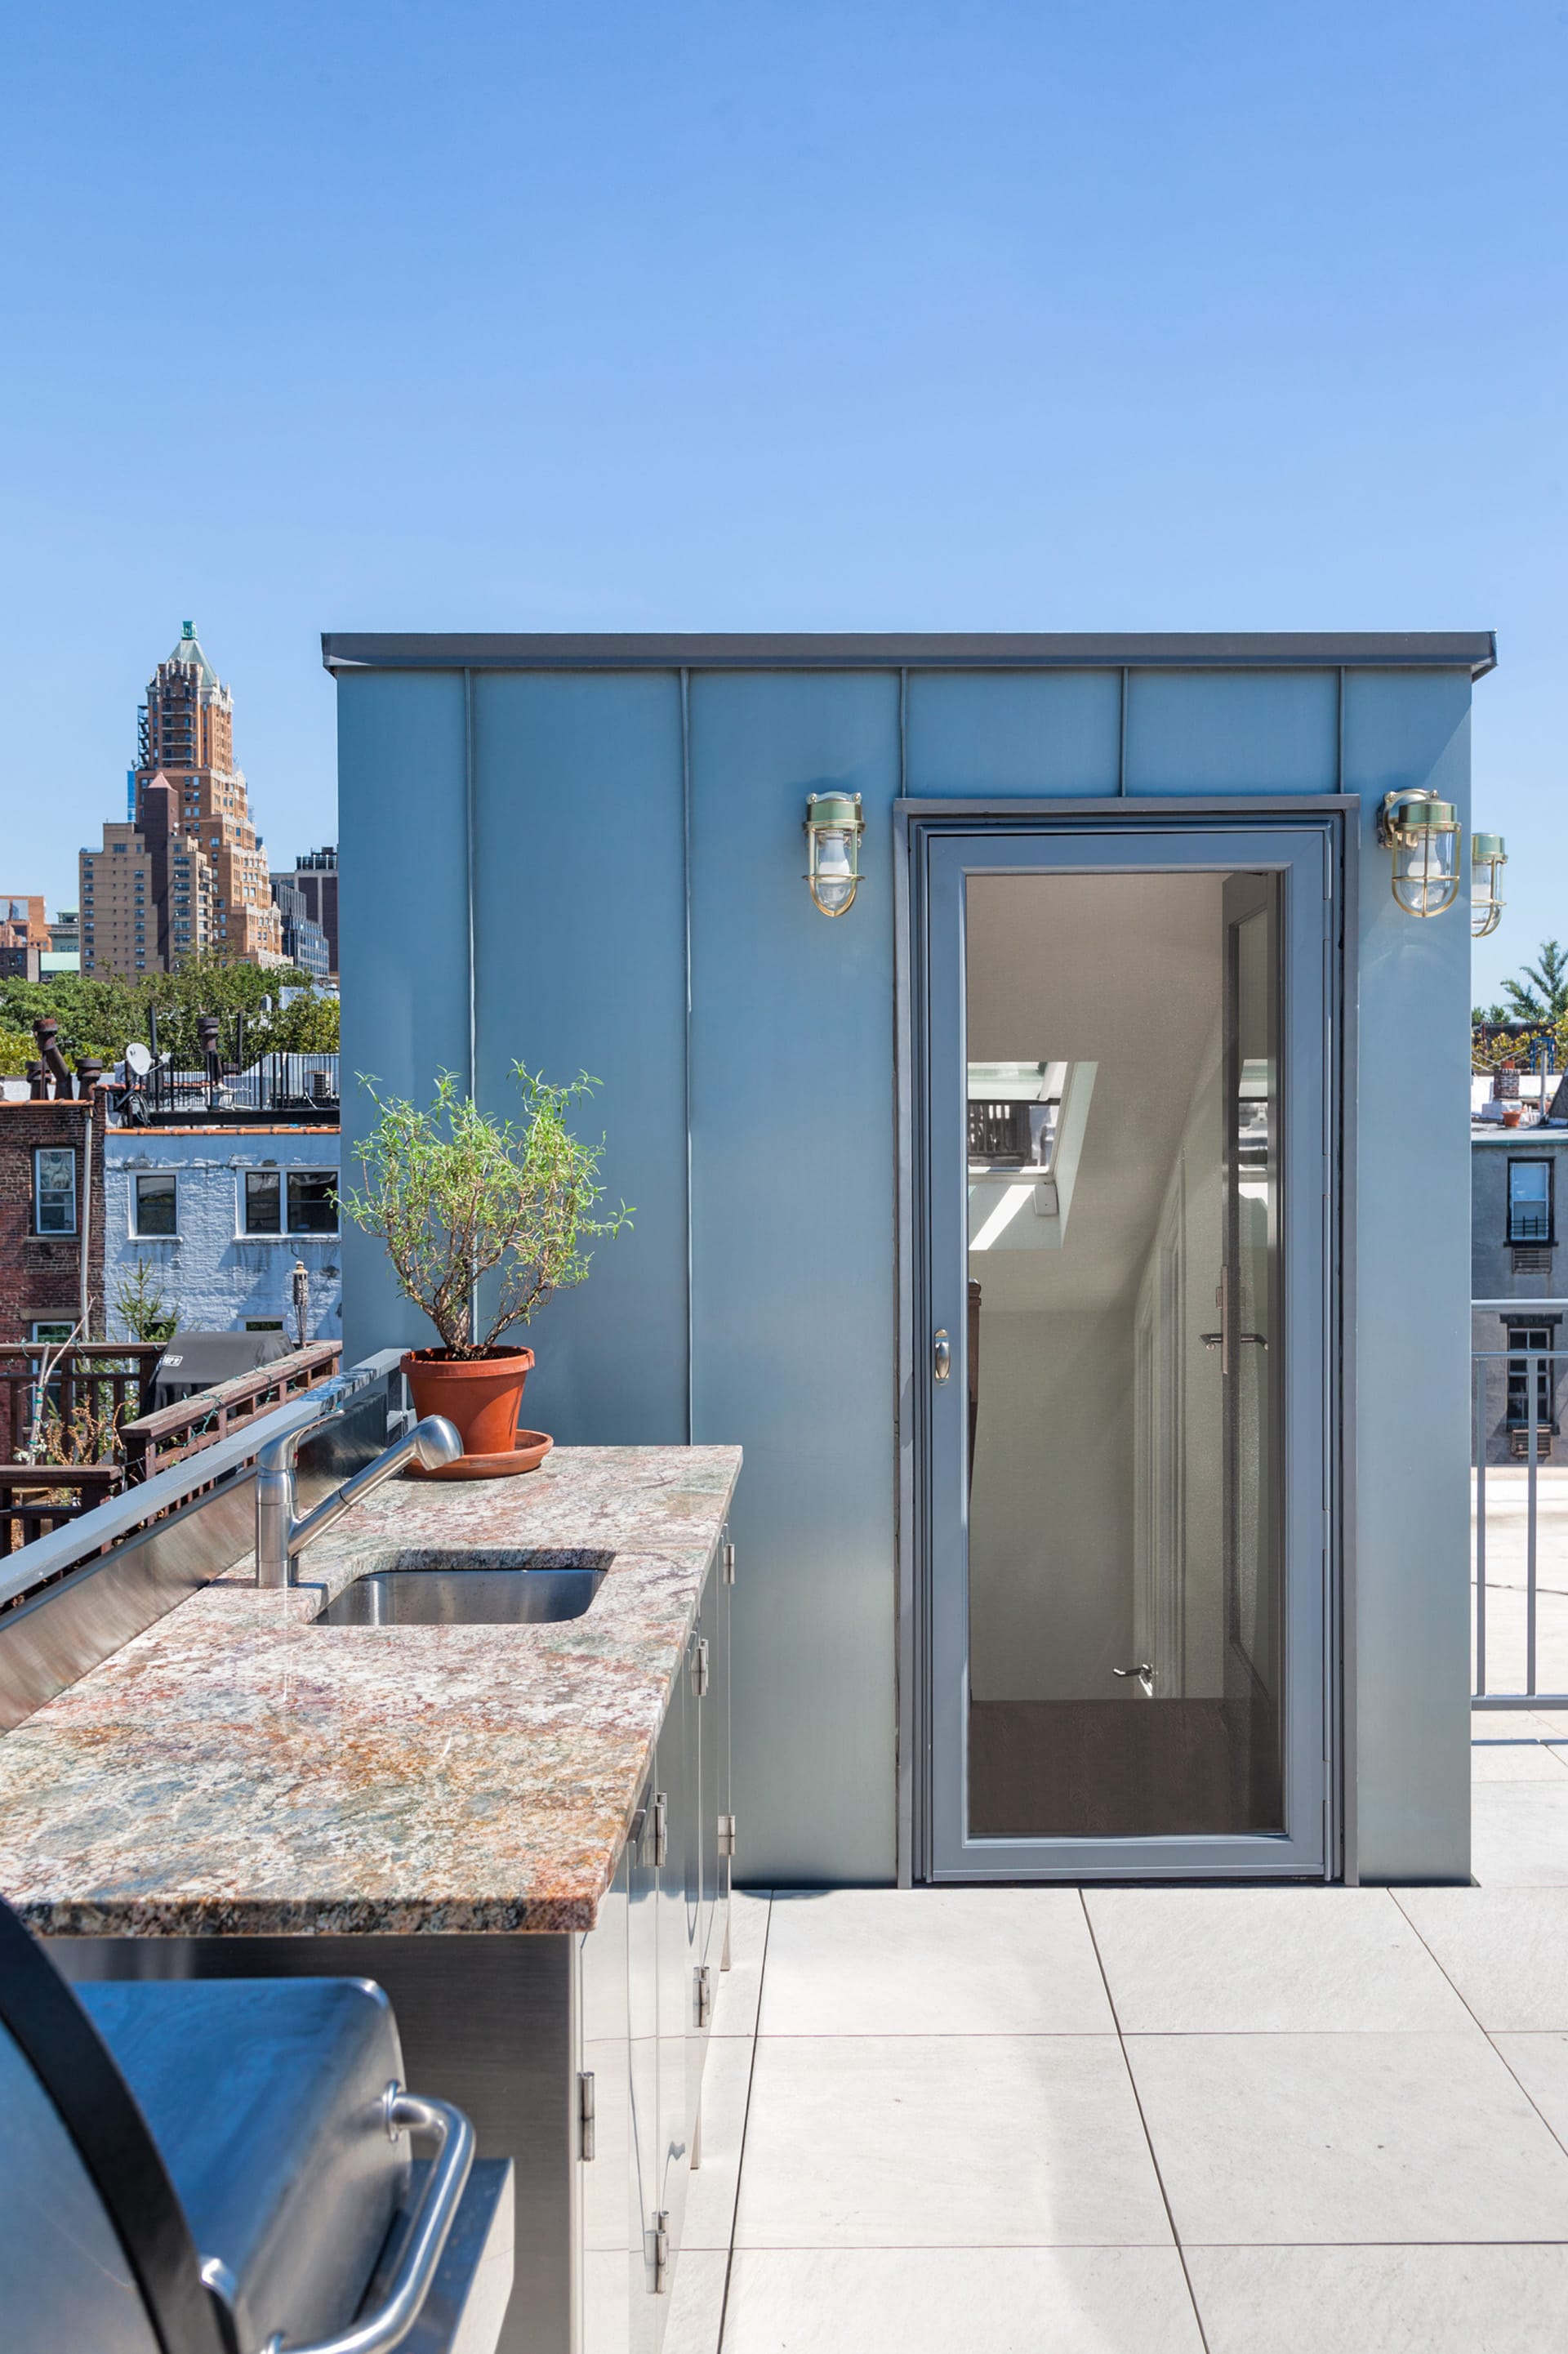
[342,1064,631,1465]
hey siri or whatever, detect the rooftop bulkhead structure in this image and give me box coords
[328,630,1494,1891]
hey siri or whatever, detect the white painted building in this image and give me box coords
[103,1126,342,1340]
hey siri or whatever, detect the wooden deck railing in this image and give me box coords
[0,1341,342,1559]
[118,1343,342,1482]
[0,1465,126,1559]
[0,1344,163,1465]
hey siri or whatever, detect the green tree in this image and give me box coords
[0,959,338,1077]
[113,1259,178,1344]
[1500,942,1568,1026]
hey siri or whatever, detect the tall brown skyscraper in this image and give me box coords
[134,622,283,966]
[82,622,285,978]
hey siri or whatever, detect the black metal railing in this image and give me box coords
[122,1051,340,1126]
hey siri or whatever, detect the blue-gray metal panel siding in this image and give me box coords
[333,655,1477,1888]
[1125,670,1339,795]
[904,672,1121,796]
[470,673,688,1443]
[337,671,470,1364]
[688,672,900,1884]
[1345,667,1473,1882]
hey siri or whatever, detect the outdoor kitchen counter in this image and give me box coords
[0,1444,741,1941]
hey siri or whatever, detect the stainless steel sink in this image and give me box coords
[313,1549,611,1628]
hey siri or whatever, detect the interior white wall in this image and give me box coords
[1134,1015,1225,1697]
[969,1306,1133,1699]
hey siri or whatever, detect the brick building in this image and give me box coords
[80,622,286,977]
[105,1125,341,1343]
[78,823,158,978]
[0,1099,108,1358]
[0,894,51,982]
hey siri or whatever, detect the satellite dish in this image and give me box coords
[125,1042,154,1077]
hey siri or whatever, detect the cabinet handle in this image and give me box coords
[653,2210,670,2294]
[691,1638,710,1698]
[650,1791,668,1870]
[578,2071,595,2162]
[695,1964,712,2029]
[933,1328,951,1383]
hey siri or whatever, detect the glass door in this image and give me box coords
[920,823,1331,1880]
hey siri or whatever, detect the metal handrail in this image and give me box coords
[1472,1342,1568,1710]
[0,1352,403,1615]
[267,2089,474,2354]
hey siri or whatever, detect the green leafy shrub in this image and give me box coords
[341,1067,632,1358]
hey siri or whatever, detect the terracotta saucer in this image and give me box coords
[407,1429,554,1481]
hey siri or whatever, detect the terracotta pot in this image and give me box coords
[1502,1104,1523,1129]
[400,1346,536,1458]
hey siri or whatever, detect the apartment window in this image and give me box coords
[242,1169,338,1237]
[133,1172,177,1237]
[287,1171,337,1233]
[31,1320,75,1345]
[33,1147,77,1234]
[1507,1159,1553,1246]
[1505,1320,1560,1433]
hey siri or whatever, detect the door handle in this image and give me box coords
[1113,1663,1156,1696]
[933,1329,951,1383]
[1201,1268,1264,1371]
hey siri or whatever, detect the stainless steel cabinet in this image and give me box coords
[581,1540,732,2354]
[580,1846,631,2354]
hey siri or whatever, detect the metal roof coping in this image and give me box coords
[320,630,1498,679]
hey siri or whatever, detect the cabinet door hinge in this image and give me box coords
[651,1790,669,1870]
[695,1963,713,2029]
[722,1536,736,1586]
[716,1812,737,1860]
[577,2070,595,2162]
[653,2210,670,2294]
[691,1638,710,1698]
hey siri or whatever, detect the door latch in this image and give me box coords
[933,1328,951,1383]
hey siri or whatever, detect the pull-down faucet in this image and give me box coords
[255,1396,462,1587]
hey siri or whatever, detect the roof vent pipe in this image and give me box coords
[32,1019,75,1099]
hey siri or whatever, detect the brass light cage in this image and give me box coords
[1471,831,1508,939]
[1375,787,1461,918]
[804,791,866,917]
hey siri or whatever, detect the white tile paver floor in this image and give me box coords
[670,1732,1568,2352]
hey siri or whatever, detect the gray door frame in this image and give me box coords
[893,799,1355,1886]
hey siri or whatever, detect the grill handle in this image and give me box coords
[269,2088,475,2354]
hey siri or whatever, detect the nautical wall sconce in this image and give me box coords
[1470,831,1508,938]
[804,791,865,917]
[1375,788,1461,918]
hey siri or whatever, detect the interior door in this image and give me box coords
[919,819,1334,1882]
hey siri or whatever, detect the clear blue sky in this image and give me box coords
[2,0,1561,1002]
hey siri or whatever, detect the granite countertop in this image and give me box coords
[0,1446,740,1940]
